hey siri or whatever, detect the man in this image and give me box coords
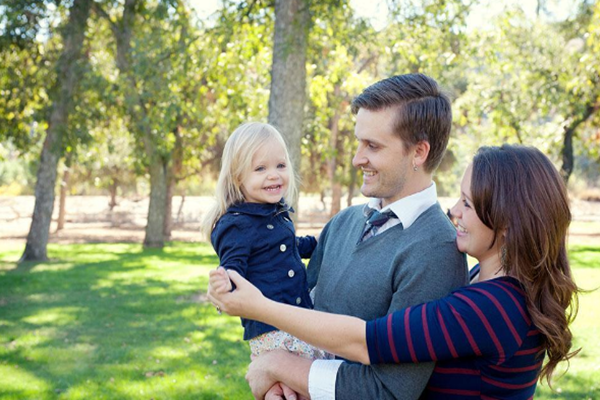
[218,73,468,399]
[298,73,468,399]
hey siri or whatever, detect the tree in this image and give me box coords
[268,0,310,210]
[94,0,198,247]
[455,5,600,183]
[305,2,377,215]
[16,0,93,261]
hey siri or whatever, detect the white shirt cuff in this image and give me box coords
[308,359,344,400]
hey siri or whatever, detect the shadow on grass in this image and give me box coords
[0,242,252,399]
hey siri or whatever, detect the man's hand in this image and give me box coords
[264,382,304,400]
[247,350,313,399]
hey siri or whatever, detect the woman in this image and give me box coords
[208,145,579,399]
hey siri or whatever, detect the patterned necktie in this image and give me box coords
[360,209,398,242]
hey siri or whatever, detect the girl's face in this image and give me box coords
[241,139,290,204]
[450,164,501,267]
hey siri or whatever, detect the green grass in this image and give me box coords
[0,243,249,400]
[1,242,599,399]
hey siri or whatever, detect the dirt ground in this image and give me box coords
[1,195,599,246]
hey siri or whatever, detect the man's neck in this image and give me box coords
[382,177,434,208]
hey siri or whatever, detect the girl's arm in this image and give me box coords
[296,235,317,258]
[208,268,370,364]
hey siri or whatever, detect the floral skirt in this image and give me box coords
[249,330,334,360]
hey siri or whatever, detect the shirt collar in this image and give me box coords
[364,182,438,229]
[228,198,293,217]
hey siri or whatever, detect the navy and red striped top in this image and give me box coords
[366,268,543,399]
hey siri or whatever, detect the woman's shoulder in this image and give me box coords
[454,276,529,319]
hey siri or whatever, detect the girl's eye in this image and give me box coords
[255,166,265,172]
[277,163,286,169]
[463,199,471,208]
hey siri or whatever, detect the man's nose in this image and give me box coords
[352,150,366,168]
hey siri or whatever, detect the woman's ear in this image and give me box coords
[413,140,431,170]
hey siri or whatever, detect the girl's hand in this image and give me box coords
[207,268,267,320]
[208,267,232,294]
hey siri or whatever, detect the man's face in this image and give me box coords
[352,107,413,207]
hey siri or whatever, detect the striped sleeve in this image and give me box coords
[366,278,532,366]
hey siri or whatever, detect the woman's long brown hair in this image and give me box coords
[470,144,579,385]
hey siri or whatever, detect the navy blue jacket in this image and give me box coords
[211,200,316,340]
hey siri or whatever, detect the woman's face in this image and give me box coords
[450,164,501,266]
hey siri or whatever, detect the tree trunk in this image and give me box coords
[108,178,118,210]
[104,0,169,248]
[164,177,174,241]
[560,102,597,183]
[144,160,168,247]
[164,124,183,239]
[268,0,310,211]
[176,192,186,224]
[20,0,91,262]
[347,152,357,207]
[327,86,343,218]
[56,164,71,232]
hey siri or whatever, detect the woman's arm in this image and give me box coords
[208,268,370,364]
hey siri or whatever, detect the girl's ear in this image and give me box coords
[413,140,431,170]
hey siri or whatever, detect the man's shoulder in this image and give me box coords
[410,203,456,238]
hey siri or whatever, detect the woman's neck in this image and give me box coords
[477,256,505,282]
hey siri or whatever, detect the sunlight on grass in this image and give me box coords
[22,307,82,326]
[0,365,50,393]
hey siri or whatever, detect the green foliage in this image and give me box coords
[0,142,39,194]
[455,6,600,174]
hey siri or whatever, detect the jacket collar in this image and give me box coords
[228,199,294,217]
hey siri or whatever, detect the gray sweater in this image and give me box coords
[307,203,468,400]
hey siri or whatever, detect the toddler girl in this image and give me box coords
[202,122,331,363]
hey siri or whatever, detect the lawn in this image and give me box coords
[0,242,598,399]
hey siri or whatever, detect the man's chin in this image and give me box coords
[360,185,378,199]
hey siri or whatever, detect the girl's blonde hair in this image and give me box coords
[201,122,297,239]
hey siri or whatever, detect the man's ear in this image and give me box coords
[413,140,431,170]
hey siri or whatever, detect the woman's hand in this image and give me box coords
[207,267,268,320]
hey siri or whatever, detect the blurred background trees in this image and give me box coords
[1,0,599,259]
